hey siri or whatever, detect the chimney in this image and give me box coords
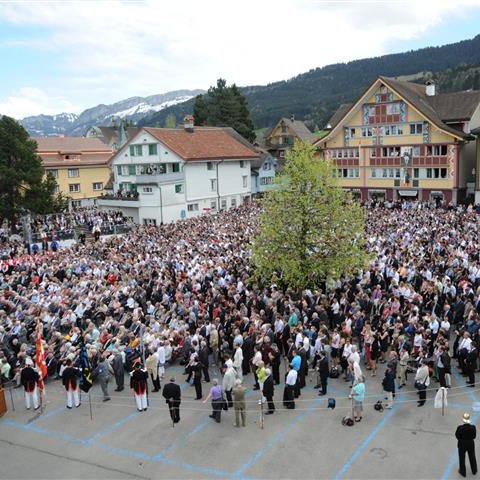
[426,80,436,97]
[184,115,194,132]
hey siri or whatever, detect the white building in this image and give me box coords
[251,152,277,195]
[98,120,260,225]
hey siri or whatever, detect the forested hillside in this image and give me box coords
[139,34,480,132]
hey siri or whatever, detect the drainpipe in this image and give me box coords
[216,160,224,211]
[159,185,163,225]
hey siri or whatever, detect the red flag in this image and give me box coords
[35,324,47,391]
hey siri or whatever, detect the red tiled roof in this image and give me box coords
[33,136,114,153]
[143,127,260,161]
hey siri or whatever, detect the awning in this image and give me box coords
[398,190,417,197]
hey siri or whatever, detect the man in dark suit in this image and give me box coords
[263,368,275,414]
[466,343,478,387]
[162,377,181,424]
[456,413,477,477]
[316,351,329,396]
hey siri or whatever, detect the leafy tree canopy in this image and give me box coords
[193,79,256,143]
[0,116,67,223]
[252,142,368,290]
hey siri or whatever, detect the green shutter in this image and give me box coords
[129,145,135,156]
[128,165,136,175]
[148,144,157,155]
[136,145,143,156]
[117,165,122,176]
[172,163,180,172]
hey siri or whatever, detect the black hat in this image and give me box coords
[328,398,336,410]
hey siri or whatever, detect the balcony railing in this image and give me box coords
[135,171,184,184]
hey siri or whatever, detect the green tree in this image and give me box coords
[0,116,65,223]
[193,79,256,143]
[164,113,176,128]
[252,142,367,290]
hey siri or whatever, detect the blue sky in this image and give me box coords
[0,0,480,118]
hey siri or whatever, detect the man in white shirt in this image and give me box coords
[233,343,243,381]
[283,365,297,409]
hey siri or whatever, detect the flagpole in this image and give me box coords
[89,392,93,421]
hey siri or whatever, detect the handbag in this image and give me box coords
[414,380,427,390]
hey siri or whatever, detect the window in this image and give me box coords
[142,187,153,194]
[231,198,237,207]
[47,169,58,178]
[92,182,103,191]
[148,144,158,155]
[210,178,217,192]
[426,168,432,178]
[68,168,79,178]
[187,203,199,212]
[441,145,447,156]
[117,165,123,176]
[395,168,401,178]
[361,127,373,137]
[221,199,227,210]
[413,146,421,157]
[371,148,376,158]
[240,160,246,168]
[211,201,217,211]
[129,145,143,156]
[386,103,400,115]
[69,183,80,193]
[441,168,448,179]
[71,200,81,208]
[53,185,60,194]
[207,162,214,170]
[128,165,136,175]
[263,162,271,170]
[409,123,423,135]
[371,168,377,178]
[382,168,388,178]
[157,163,167,174]
[143,218,157,226]
[349,128,356,138]
[172,163,181,172]
[175,184,184,194]
[414,168,419,179]
[129,145,135,156]
[242,175,248,188]
[260,177,274,185]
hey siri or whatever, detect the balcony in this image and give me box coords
[97,196,139,208]
[135,171,184,184]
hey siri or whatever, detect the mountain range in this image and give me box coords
[19,90,205,137]
[16,33,480,137]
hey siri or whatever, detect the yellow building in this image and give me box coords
[34,137,114,208]
[264,116,316,160]
[314,77,480,204]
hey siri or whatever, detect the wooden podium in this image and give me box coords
[0,387,7,417]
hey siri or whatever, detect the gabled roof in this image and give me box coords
[317,76,480,145]
[273,117,316,143]
[142,127,260,161]
[327,103,352,130]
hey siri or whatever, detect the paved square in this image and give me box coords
[0,362,476,479]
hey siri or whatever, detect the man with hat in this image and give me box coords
[20,358,40,410]
[61,358,81,409]
[130,361,149,411]
[455,413,477,477]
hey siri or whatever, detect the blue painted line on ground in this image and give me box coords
[153,388,257,461]
[28,406,66,426]
[333,394,405,480]
[1,418,88,445]
[234,395,326,478]
[441,370,479,480]
[83,411,140,444]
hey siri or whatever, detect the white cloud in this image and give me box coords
[0,0,479,116]
[0,87,79,118]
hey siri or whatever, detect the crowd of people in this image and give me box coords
[1,200,480,433]
[0,208,131,243]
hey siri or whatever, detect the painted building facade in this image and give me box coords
[314,77,480,204]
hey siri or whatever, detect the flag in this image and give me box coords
[35,323,47,391]
[79,338,93,393]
